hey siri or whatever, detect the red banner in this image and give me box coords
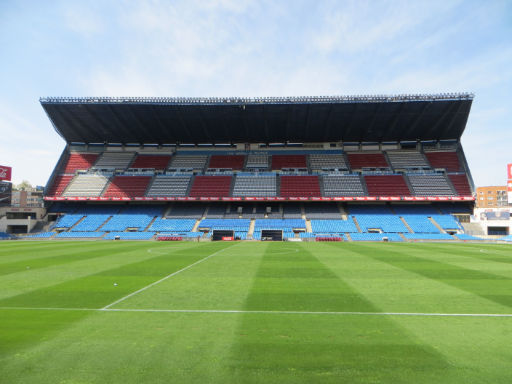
[42,194,477,202]
[0,165,11,181]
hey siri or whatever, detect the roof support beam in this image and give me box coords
[175,108,195,144]
[383,102,406,140]
[303,103,312,142]
[401,101,432,140]
[105,105,143,144]
[55,108,89,143]
[196,108,213,143]
[441,100,466,139]
[423,101,458,139]
[322,103,335,142]
[149,105,174,144]
[122,107,159,144]
[366,103,382,137]
[342,103,361,141]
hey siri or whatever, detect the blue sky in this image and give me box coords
[0,0,511,187]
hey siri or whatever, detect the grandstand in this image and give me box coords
[35,94,478,241]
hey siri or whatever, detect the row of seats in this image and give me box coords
[364,175,411,196]
[63,174,110,197]
[350,233,403,241]
[57,150,465,175]
[37,201,472,240]
[146,175,191,197]
[62,153,99,174]
[48,172,471,198]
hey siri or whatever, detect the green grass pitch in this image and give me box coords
[1,240,512,383]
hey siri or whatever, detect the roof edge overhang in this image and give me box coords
[40,93,474,145]
[40,93,474,106]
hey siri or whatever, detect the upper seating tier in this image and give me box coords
[232,175,277,197]
[168,154,208,170]
[93,152,135,170]
[146,175,192,197]
[280,176,320,197]
[63,174,110,197]
[309,154,349,170]
[271,155,307,169]
[103,176,152,198]
[62,153,99,174]
[406,174,454,196]
[386,151,429,169]
[448,174,472,196]
[47,175,74,196]
[246,154,269,169]
[364,175,411,196]
[347,153,389,169]
[208,155,245,170]
[129,155,172,170]
[322,174,366,196]
[189,176,232,197]
[425,151,462,172]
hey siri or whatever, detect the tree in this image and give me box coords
[16,180,33,191]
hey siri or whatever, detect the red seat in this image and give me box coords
[208,155,245,170]
[103,176,152,198]
[425,152,461,172]
[280,176,320,197]
[271,155,307,169]
[47,175,73,196]
[62,153,98,173]
[347,153,389,169]
[129,155,171,170]
[189,176,232,197]
[364,175,411,196]
[449,174,472,196]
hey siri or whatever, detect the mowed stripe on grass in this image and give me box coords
[0,241,511,384]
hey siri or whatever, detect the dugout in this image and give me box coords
[212,230,235,241]
[261,230,282,241]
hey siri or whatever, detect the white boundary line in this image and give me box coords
[101,243,237,310]
[1,306,512,317]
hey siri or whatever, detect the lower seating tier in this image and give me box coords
[56,232,105,238]
[350,233,403,242]
[104,232,155,240]
[404,233,454,240]
[149,218,196,232]
[310,219,358,233]
[71,214,111,231]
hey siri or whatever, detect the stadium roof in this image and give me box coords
[40,93,474,145]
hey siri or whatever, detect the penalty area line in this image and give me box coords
[101,243,238,310]
[1,307,512,318]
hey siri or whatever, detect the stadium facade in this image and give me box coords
[32,94,481,241]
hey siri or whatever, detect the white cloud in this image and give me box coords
[1,0,511,188]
